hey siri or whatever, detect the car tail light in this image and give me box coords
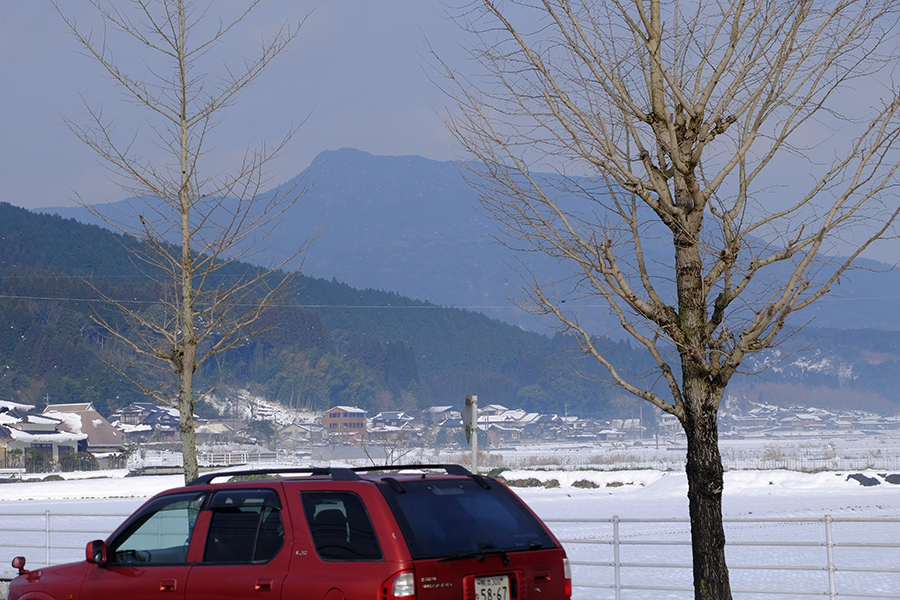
[563,557,572,599]
[382,571,415,599]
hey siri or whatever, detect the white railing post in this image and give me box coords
[44,510,51,568]
[613,514,621,600]
[825,514,837,600]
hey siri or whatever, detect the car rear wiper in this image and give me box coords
[439,543,510,566]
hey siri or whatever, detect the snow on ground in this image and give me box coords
[0,470,181,502]
[509,469,900,520]
[1,452,899,598]
[2,466,898,513]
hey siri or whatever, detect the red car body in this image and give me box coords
[9,465,571,600]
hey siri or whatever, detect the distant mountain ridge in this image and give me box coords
[45,148,900,335]
[46,149,546,330]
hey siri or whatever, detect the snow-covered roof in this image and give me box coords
[45,402,93,412]
[0,399,35,412]
[44,408,122,448]
[24,414,62,426]
[195,425,221,435]
[1,426,87,443]
[114,423,153,434]
[328,406,366,414]
[0,413,20,426]
[372,411,414,420]
[487,424,521,432]
[45,411,84,433]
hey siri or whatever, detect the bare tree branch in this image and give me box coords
[59,0,311,483]
[440,1,900,598]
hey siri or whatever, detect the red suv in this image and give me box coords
[9,464,571,599]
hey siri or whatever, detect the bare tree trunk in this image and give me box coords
[683,385,729,600]
[176,6,199,483]
[677,213,732,599]
[179,382,198,482]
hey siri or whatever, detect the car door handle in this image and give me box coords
[160,579,177,592]
[255,579,273,592]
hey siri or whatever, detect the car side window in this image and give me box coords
[108,491,206,565]
[301,491,382,561]
[202,488,284,563]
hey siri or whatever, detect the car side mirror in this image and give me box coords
[86,540,108,566]
[11,556,29,575]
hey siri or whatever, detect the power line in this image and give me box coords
[0,293,530,311]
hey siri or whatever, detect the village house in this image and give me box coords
[480,404,511,417]
[596,428,628,442]
[110,404,182,442]
[657,413,681,436]
[195,419,250,444]
[111,402,159,425]
[370,411,415,429]
[780,413,825,431]
[609,418,646,439]
[279,422,329,448]
[486,423,521,445]
[426,406,456,421]
[1,400,87,469]
[43,403,123,455]
[322,406,368,442]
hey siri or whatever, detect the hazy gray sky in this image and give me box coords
[1,1,461,210]
[2,1,897,263]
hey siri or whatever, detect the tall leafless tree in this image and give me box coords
[59,0,309,483]
[441,1,900,598]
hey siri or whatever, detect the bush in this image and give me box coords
[572,479,599,489]
[505,477,544,487]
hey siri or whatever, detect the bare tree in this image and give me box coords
[59,0,310,483]
[441,1,900,598]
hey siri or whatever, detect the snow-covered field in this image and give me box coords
[2,439,900,598]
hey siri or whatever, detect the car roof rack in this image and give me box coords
[354,464,492,491]
[351,463,473,476]
[188,463,476,486]
[189,467,361,486]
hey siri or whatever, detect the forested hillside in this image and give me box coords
[4,202,898,418]
[0,202,648,418]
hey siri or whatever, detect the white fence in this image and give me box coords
[546,514,900,599]
[1,509,898,599]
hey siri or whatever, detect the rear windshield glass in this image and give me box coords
[380,478,556,560]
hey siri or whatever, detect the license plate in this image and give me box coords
[475,575,509,600]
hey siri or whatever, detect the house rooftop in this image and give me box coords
[328,406,366,414]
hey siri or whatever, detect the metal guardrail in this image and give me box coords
[1,510,899,599]
[0,510,133,578]
[544,515,900,599]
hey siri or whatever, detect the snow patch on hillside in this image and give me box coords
[205,389,318,425]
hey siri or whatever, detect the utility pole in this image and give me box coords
[464,394,478,474]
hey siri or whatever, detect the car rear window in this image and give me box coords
[379,478,557,560]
